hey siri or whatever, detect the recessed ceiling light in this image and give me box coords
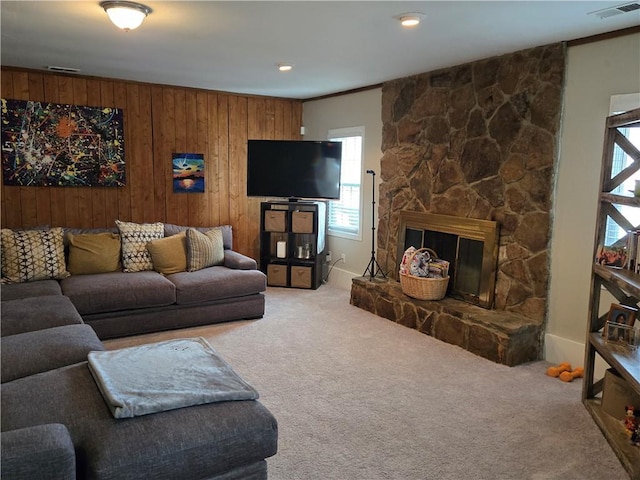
[397,13,424,27]
[277,63,293,72]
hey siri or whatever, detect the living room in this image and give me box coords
[1,2,640,479]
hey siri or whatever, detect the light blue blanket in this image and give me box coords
[88,337,258,419]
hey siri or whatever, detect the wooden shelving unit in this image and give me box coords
[259,200,327,290]
[583,108,640,480]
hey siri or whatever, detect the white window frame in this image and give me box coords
[327,126,364,241]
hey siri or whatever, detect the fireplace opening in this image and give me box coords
[397,211,499,309]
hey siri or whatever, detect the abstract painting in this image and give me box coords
[1,99,125,187]
[172,153,204,193]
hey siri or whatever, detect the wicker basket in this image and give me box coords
[399,248,449,301]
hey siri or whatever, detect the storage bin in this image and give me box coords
[290,266,312,289]
[292,211,314,234]
[264,211,286,232]
[267,264,287,287]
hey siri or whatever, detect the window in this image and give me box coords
[328,127,364,239]
[604,94,640,246]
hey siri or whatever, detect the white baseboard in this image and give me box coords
[544,333,607,379]
[324,266,357,290]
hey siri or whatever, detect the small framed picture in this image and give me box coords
[603,321,636,348]
[606,303,638,328]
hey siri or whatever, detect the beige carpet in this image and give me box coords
[105,284,627,480]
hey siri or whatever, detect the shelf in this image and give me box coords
[594,264,640,300]
[590,333,640,393]
[583,398,640,480]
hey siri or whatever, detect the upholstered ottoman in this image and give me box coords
[1,362,278,479]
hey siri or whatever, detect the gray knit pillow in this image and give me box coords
[186,228,224,271]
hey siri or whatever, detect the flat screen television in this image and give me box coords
[246,140,342,200]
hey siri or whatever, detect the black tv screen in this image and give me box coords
[247,140,342,200]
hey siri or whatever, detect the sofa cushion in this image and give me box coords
[61,271,176,315]
[1,227,70,283]
[167,266,266,305]
[1,363,278,480]
[67,232,122,275]
[1,295,83,337]
[147,231,187,274]
[0,279,62,301]
[1,424,76,480]
[187,228,225,271]
[1,324,104,383]
[115,220,164,273]
[164,223,233,250]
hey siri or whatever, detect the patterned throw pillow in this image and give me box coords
[1,227,70,283]
[186,228,224,271]
[115,220,164,273]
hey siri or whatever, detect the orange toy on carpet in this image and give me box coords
[559,367,584,382]
[546,362,571,377]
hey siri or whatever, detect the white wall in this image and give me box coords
[547,32,640,369]
[302,89,383,289]
[302,33,640,365]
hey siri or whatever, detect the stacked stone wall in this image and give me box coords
[378,43,566,324]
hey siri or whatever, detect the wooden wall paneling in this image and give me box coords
[1,72,21,228]
[190,91,209,227]
[185,89,200,226]
[125,83,144,223]
[113,82,130,222]
[150,86,167,223]
[228,95,249,256]
[216,95,230,227]
[170,89,189,224]
[206,92,220,227]
[100,80,120,227]
[292,101,302,139]
[72,77,94,228]
[42,74,66,228]
[160,88,177,224]
[138,85,154,222]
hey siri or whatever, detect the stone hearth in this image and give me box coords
[350,277,542,366]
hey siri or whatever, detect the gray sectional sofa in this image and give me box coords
[1,223,278,479]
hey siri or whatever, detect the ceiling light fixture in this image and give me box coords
[398,13,424,27]
[100,1,152,31]
[277,64,293,72]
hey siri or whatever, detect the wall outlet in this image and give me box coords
[326,251,332,262]
[340,253,346,263]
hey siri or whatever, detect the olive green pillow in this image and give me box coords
[67,232,122,275]
[186,228,224,271]
[147,231,187,275]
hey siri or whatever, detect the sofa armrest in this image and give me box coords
[1,424,76,480]
[224,250,258,270]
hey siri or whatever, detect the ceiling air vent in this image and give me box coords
[588,2,640,19]
[47,66,80,73]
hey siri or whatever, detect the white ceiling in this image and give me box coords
[1,1,639,100]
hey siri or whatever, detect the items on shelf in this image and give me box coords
[624,405,640,447]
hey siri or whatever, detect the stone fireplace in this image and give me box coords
[350,42,566,365]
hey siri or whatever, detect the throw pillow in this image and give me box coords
[67,232,122,275]
[147,231,188,275]
[1,227,70,283]
[186,228,224,271]
[115,220,164,273]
